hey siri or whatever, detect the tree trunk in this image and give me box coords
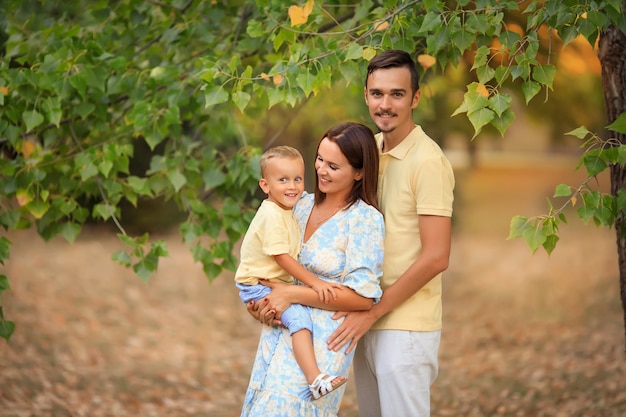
[597,5,626,349]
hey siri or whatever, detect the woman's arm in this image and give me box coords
[246,281,372,326]
[262,280,373,314]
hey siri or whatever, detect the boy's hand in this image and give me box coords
[311,280,343,304]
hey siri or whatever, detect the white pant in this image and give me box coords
[353,329,441,417]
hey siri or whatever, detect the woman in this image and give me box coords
[241,122,384,417]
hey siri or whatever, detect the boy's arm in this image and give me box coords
[274,253,342,303]
[273,253,323,288]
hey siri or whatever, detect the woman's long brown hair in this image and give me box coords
[314,122,380,211]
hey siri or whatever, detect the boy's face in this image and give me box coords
[259,157,305,210]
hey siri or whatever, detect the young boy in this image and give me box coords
[235,145,346,400]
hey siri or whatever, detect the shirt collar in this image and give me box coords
[376,125,423,160]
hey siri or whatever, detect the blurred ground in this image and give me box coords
[1,159,625,417]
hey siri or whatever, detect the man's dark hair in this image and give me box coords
[365,50,420,95]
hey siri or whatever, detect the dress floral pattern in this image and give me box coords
[241,192,384,417]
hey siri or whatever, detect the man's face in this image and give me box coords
[364,66,420,136]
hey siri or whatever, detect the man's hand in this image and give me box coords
[327,310,376,354]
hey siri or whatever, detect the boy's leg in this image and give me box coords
[236,282,271,304]
[291,329,320,384]
[283,304,345,395]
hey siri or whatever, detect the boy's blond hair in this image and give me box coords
[260,146,304,177]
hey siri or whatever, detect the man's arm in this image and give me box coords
[327,214,451,353]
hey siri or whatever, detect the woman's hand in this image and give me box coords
[246,299,281,327]
[258,280,295,317]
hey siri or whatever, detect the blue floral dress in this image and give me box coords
[241,193,384,417]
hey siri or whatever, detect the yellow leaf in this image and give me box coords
[21,140,36,158]
[0,86,8,95]
[476,83,489,98]
[16,190,32,207]
[273,74,283,85]
[417,54,436,70]
[288,0,314,27]
[303,0,314,15]
[363,47,377,61]
[571,196,577,206]
[260,72,270,82]
[374,21,389,32]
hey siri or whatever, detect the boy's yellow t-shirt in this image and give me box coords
[234,200,301,286]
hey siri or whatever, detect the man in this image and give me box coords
[250,50,454,416]
[326,50,455,416]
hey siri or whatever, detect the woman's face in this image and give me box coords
[314,138,362,198]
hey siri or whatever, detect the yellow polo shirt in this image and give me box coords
[234,200,301,286]
[372,125,455,332]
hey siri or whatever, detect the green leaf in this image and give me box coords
[167,170,187,192]
[521,81,541,104]
[127,176,150,195]
[582,151,608,176]
[532,64,556,89]
[468,107,495,138]
[554,184,572,197]
[488,93,512,117]
[43,98,62,127]
[566,126,591,139]
[542,234,559,255]
[99,160,114,178]
[607,112,626,134]
[232,91,251,112]
[508,215,530,239]
[23,110,45,132]
[522,225,547,253]
[203,168,226,190]
[76,103,96,119]
[296,71,316,97]
[93,204,113,221]
[133,259,154,282]
[491,109,515,137]
[344,43,363,60]
[204,84,229,108]
[617,145,626,165]
[203,262,222,281]
[476,65,495,84]
[451,100,468,117]
[26,199,50,219]
[112,250,132,267]
[59,222,81,244]
[0,237,11,263]
[471,46,490,71]
[247,19,265,38]
[76,154,99,181]
[419,11,442,33]
[0,275,10,291]
[0,317,15,342]
[577,205,594,223]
